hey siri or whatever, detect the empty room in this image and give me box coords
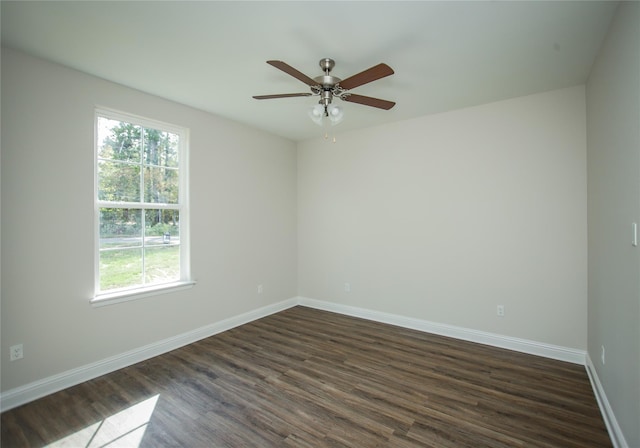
[1,1,638,447]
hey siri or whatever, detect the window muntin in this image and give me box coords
[95,109,188,298]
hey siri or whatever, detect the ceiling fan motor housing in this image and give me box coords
[314,75,341,89]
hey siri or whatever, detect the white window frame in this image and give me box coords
[92,107,193,306]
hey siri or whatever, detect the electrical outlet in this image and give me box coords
[344,282,351,293]
[10,344,23,361]
[257,284,263,294]
[601,345,605,365]
[497,305,505,317]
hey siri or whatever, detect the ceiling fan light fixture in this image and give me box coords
[308,104,324,125]
[308,103,344,127]
[327,104,344,125]
[255,58,395,131]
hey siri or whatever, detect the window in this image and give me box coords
[94,108,191,304]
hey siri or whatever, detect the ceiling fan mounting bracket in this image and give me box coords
[319,58,335,74]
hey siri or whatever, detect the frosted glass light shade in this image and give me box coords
[308,104,345,127]
[308,104,324,126]
[327,105,344,125]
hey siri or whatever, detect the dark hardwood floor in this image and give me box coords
[2,306,611,447]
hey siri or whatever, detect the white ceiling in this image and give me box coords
[1,1,618,142]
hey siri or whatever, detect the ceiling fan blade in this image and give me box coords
[266,60,318,87]
[338,63,394,90]
[253,93,313,100]
[342,93,396,110]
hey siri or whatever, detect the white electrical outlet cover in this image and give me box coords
[10,344,23,361]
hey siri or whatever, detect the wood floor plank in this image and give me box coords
[1,306,612,447]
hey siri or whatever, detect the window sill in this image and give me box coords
[91,281,196,307]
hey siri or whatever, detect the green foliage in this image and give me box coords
[146,222,179,237]
[97,117,180,206]
[145,246,180,284]
[99,248,143,290]
[145,209,179,231]
[100,246,179,291]
[97,115,182,291]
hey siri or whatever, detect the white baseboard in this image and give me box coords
[585,354,629,448]
[298,297,586,365]
[0,293,610,437]
[0,297,298,412]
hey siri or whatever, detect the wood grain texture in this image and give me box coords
[1,306,612,447]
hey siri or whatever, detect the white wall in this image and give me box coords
[586,2,640,447]
[298,86,587,350]
[1,48,298,392]
[8,39,633,439]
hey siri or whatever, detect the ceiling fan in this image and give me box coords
[253,58,396,121]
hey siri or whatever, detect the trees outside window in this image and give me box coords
[95,109,189,296]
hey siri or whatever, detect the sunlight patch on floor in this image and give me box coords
[44,394,160,448]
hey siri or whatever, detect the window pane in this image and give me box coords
[144,209,180,247]
[95,110,188,298]
[144,128,179,168]
[144,166,178,203]
[145,246,180,285]
[98,160,141,202]
[97,117,141,162]
[100,248,143,291]
[100,208,142,249]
